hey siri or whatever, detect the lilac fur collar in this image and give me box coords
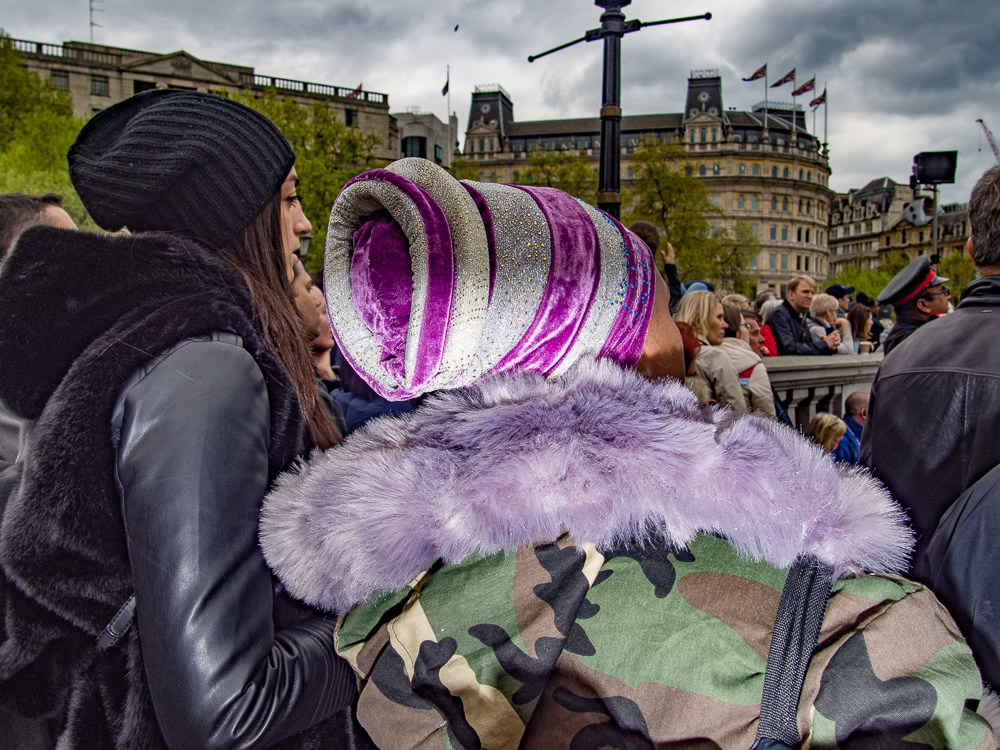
[260,360,912,614]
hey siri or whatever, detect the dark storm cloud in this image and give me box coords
[5,0,999,200]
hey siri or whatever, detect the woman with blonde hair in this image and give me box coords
[674,290,747,410]
[804,412,848,453]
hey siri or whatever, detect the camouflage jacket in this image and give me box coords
[262,360,994,749]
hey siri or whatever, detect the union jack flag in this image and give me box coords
[770,68,795,88]
[792,77,815,96]
[810,89,827,109]
[742,64,767,82]
[347,83,363,99]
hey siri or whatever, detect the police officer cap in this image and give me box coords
[877,256,950,307]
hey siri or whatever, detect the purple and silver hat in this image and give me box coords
[324,158,655,400]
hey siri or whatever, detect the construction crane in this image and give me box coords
[978,119,1000,164]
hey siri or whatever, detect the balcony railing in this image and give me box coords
[765,353,881,428]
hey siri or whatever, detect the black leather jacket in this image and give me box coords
[112,333,357,750]
[767,300,833,355]
[861,274,1000,566]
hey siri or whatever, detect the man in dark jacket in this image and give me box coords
[878,256,951,356]
[768,275,839,355]
[861,165,1000,567]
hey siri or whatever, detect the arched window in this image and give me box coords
[626,166,634,179]
[479,139,485,152]
[712,163,720,175]
[751,164,760,176]
[738,195,746,209]
[738,164,746,175]
[689,129,695,143]
[700,128,707,143]
[771,196,778,210]
[772,166,778,178]
[799,169,804,180]
[489,172,498,183]
[751,195,759,210]
[698,164,707,176]
[797,227,803,242]
[711,128,717,142]
[782,197,789,212]
[781,226,789,241]
[783,167,790,178]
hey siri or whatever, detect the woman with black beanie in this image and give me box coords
[0,90,361,749]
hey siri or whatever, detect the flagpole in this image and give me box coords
[446,64,451,147]
[824,84,828,152]
[764,67,768,141]
[791,70,797,133]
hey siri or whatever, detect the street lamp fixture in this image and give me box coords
[528,1,711,219]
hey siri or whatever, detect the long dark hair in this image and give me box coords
[219,193,340,450]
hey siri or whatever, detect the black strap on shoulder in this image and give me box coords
[95,594,136,652]
[750,555,834,750]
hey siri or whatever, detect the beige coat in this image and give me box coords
[718,337,777,418]
[689,336,747,410]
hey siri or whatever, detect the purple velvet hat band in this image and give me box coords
[323,158,655,400]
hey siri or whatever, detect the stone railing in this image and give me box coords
[766,353,882,427]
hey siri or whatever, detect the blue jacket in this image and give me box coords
[833,415,863,464]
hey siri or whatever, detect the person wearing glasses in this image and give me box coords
[877,256,951,356]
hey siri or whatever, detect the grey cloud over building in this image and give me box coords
[4,0,999,201]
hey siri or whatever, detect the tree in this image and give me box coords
[823,252,909,302]
[624,137,755,293]
[0,34,95,228]
[448,158,482,182]
[519,146,597,203]
[938,248,976,293]
[228,88,384,274]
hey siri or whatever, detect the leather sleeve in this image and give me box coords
[114,336,356,750]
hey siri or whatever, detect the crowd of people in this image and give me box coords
[0,89,998,749]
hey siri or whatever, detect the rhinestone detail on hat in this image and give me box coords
[387,159,489,389]
[325,178,430,395]
[549,200,629,377]
[464,181,552,377]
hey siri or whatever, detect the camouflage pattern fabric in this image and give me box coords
[336,533,993,750]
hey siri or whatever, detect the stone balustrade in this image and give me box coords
[765,353,882,428]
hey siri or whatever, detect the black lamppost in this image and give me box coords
[529,1,711,219]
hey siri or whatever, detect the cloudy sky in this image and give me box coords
[6,0,999,203]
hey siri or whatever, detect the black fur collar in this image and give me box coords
[0,226,247,419]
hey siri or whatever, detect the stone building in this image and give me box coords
[393,108,458,168]
[829,177,969,273]
[828,178,914,275]
[459,72,834,294]
[12,37,398,162]
[878,200,969,262]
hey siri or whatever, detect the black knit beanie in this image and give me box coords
[68,89,295,250]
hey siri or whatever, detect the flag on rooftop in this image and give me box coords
[792,77,816,96]
[442,77,449,96]
[810,89,827,109]
[770,68,795,88]
[348,82,363,99]
[742,64,767,82]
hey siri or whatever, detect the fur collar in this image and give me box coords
[260,360,912,614]
[0,225,245,419]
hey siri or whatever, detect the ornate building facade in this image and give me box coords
[829,178,968,274]
[12,38,398,162]
[460,72,834,294]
